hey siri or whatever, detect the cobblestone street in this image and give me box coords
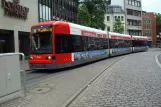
[69,51,161,107]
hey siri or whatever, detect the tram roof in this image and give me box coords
[32,21,107,35]
[132,35,148,40]
[68,23,107,34]
[132,35,148,39]
[109,32,131,37]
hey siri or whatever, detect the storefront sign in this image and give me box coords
[1,0,29,20]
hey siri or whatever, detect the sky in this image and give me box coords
[142,0,161,13]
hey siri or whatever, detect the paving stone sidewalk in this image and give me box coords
[68,51,161,107]
[0,56,123,107]
[20,60,29,71]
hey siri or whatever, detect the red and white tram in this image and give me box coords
[28,21,148,70]
[28,21,109,70]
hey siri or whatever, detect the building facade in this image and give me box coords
[110,0,142,36]
[142,12,156,47]
[0,0,38,56]
[38,0,78,23]
[104,5,126,33]
[0,0,78,56]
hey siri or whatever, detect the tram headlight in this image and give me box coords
[48,56,52,60]
[46,56,53,60]
[46,56,55,60]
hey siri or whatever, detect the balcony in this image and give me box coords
[127,25,142,30]
[126,5,142,11]
[126,15,142,20]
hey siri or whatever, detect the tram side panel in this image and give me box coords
[132,41,148,53]
[54,34,110,69]
[109,33,132,57]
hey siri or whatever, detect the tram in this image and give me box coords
[28,21,148,70]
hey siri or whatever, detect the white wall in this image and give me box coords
[0,0,38,32]
[104,13,126,34]
[0,0,38,52]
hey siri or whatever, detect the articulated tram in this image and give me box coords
[28,21,148,70]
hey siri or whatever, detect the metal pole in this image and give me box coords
[18,53,26,97]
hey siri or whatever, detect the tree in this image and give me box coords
[113,18,124,34]
[80,0,109,30]
[155,13,161,34]
[77,4,91,27]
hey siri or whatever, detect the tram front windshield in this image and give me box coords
[31,26,52,54]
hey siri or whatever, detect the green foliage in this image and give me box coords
[77,0,109,30]
[113,18,124,34]
[155,13,161,34]
[77,4,91,27]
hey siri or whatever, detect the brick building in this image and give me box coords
[142,12,156,47]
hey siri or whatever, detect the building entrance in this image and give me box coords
[0,29,14,53]
[18,31,30,57]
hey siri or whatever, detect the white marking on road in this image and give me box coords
[155,53,161,68]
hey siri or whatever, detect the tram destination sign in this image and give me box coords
[1,0,29,20]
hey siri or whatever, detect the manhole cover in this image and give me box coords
[29,87,51,94]
[41,83,55,87]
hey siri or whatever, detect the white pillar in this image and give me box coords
[14,30,19,52]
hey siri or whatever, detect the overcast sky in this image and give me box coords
[142,0,161,13]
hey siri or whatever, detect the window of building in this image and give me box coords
[129,0,132,5]
[38,0,78,22]
[115,16,117,20]
[107,26,110,31]
[128,0,130,5]
[118,16,120,19]
[149,20,151,23]
[126,0,129,4]
[107,16,110,21]
[138,1,141,7]
[132,0,135,5]
[121,16,124,21]
[135,0,137,6]
[137,1,139,7]
[39,0,52,22]
[149,33,151,36]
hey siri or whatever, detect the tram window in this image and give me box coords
[82,36,89,51]
[102,39,109,49]
[55,34,72,53]
[110,39,116,48]
[56,34,109,53]
[110,39,132,48]
[88,37,95,51]
[132,40,147,47]
[97,38,103,50]
[72,35,83,52]
[94,38,99,50]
